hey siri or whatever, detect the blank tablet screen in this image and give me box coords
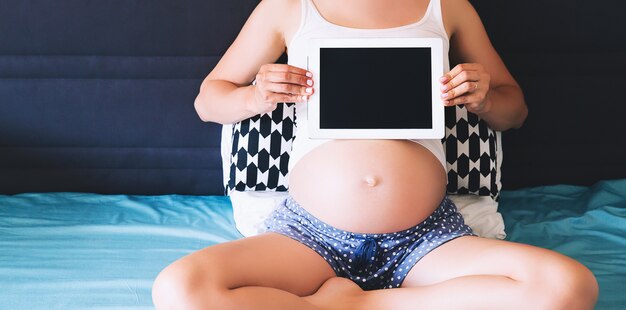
[319,47,432,129]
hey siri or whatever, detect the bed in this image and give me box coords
[2,181,625,309]
[1,0,625,309]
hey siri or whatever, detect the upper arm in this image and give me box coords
[202,0,296,88]
[446,0,519,89]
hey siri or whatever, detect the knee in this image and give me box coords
[532,258,599,310]
[152,258,227,310]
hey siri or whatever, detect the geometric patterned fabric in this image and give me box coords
[227,103,295,193]
[226,103,499,200]
[442,105,500,200]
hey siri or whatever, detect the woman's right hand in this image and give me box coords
[248,64,314,114]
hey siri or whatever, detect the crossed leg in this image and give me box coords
[308,235,599,310]
[153,232,598,310]
[152,232,336,310]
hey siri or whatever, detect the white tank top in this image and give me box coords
[287,0,450,173]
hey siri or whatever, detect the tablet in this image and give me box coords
[307,37,444,139]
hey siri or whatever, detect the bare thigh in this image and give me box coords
[156,232,336,297]
[402,235,593,287]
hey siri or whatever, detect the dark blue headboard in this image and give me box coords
[1,0,624,195]
[0,0,259,195]
[471,1,626,188]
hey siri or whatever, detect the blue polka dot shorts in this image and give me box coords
[264,195,475,290]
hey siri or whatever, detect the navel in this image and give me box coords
[363,175,380,187]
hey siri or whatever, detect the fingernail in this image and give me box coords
[443,100,450,105]
[302,95,308,101]
[441,93,449,98]
[440,84,448,91]
[305,87,313,93]
[306,72,313,77]
[307,79,313,86]
[439,76,448,82]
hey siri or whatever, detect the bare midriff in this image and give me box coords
[288,140,447,234]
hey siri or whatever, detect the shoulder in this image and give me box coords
[441,0,484,38]
[257,0,301,45]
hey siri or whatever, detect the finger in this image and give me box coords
[274,93,308,103]
[264,71,313,87]
[265,82,313,96]
[264,63,313,77]
[259,90,307,104]
[440,70,480,93]
[439,63,482,83]
[443,93,482,107]
[441,81,479,101]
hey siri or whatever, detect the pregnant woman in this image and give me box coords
[153,0,598,309]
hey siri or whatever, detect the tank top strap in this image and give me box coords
[427,0,448,38]
[429,0,442,21]
[288,0,314,51]
[299,0,326,28]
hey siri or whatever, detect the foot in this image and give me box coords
[304,277,366,310]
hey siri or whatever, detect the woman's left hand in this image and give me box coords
[440,63,492,114]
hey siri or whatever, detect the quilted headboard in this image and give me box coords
[0,0,258,195]
[1,0,624,195]
[472,1,626,188]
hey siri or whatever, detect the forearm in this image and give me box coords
[194,80,258,125]
[477,85,528,131]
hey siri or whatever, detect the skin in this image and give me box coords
[193,0,528,130]
[288,139,448,233]
[154,1,598,309]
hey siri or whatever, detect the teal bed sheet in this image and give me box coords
[0,194,242,309]
[1,179,625,309]
[498,179,626,309]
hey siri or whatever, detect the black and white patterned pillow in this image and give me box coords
[224,103,296,194]
[443,105,500,200]
[222,104,500,200]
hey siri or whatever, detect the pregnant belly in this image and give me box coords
[288,140,447,234]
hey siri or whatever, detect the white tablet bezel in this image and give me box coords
[307,37,445,139]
